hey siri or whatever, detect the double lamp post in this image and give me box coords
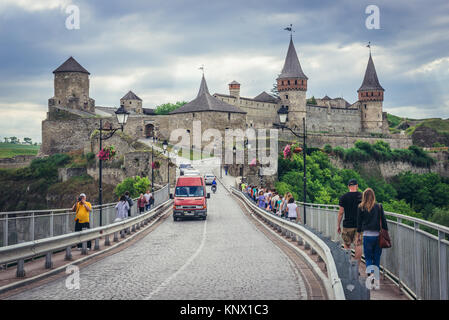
[97,104,130,227]
[273,106,308,225]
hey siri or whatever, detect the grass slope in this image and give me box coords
[0,143,40,158]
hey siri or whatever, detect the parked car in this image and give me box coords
[204,173,215,185]
[179,163,193,176]
[171,176,210,221]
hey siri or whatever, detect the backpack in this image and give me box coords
[127,197,134,207]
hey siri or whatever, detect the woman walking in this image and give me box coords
[286,197,302,223]
[257,191,266,209]
[115,195,130,222]
[137,193,147,214]
[281,192,292,218]
[356,188,388,289]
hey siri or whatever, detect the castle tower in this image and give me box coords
[358,52,384,133]
[228,80,240,101]
[48,57,95,113]
[277,36,308,128]
[120,90,143,114]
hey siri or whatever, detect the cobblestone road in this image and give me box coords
[8,165,307,300]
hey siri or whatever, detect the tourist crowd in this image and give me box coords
[239,179,389,290]
[240,183,302,223]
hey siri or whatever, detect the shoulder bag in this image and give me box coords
[378,204,391,249]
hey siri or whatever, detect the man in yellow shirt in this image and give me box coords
[72,193,92,249]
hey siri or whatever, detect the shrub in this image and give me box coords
[323,144,332,154]
[114,176,150,198]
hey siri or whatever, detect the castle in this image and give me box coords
[40,36,412,157]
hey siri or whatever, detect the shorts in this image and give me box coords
[341,227,360,247]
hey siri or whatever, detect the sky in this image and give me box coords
[0,0,448,143]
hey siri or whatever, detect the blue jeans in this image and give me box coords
[363,235,382,269]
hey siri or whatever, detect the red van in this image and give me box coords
[170,176,210,221]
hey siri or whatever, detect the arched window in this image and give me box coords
[287,80,290,85]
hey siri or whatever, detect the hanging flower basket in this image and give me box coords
[249,158,257,166]
[283,144,291,159]
[293,146,303,154]
[152,161,160,169]
[97,145,116,161]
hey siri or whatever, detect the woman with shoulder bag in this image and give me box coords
[356,188,389,289]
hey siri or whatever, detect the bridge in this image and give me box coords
[0,149,448,301]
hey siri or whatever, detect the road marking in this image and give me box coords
[145,219,208,300]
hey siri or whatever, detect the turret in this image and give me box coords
[277,36,308,127]
[358,52,384,133]
[48,57,95,113]
[120,91,143,114]
[228,80,240,100]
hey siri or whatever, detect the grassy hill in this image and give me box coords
[386,113,449,147]
[0,143,40,158]
[0,153,116,211]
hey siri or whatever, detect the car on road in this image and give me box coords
[171,176,210,221]
[179,163,193,176]
[183,169,201,176]
[204,173,215,185]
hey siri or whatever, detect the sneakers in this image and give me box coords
[374,279,380,290]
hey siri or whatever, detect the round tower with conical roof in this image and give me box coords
[277,36,308,128]
[358,53,384,133]
[48,57,95,113]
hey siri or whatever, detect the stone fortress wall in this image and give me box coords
[306,104,362,133]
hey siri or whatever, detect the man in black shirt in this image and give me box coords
[337,179,363,265]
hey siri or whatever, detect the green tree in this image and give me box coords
[154,101,187,115]
[307,96,317,105]
[114,176,150,198]
[271,81,280,99]
[24,137,32,145]
[9,136,18,144]
[430,207,449,228]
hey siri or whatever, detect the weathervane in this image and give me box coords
[366,41,372,54]
[199,64,205,75]
[284,24,294,38]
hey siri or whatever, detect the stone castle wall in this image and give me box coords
[213,94,279,128]
[330,152,449,180]
[306,105,362,133]
[279,131,413,149]
[0,155,36,169]
[167,111,247,147]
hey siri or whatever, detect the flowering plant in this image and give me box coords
[152,161,160,169]
[97,145,116,161]
[283,144,291,159]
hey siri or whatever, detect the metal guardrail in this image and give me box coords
[296,201,449,300]
[0,185,170,247]
[0,198,173,278]
[231,187,345,300]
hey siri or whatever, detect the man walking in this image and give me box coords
[337,179,363,265]
[144,190,152,211]
[72,193,92,250]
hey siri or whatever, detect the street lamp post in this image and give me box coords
[162,140,169,194]
[274,107,307,225]
[151,145,154,194]
[98,104,129,227]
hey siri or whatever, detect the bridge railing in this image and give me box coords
[0,184,170,247]
[231,187,346,300]
[0,198,173,281]
[297,201,449,300]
